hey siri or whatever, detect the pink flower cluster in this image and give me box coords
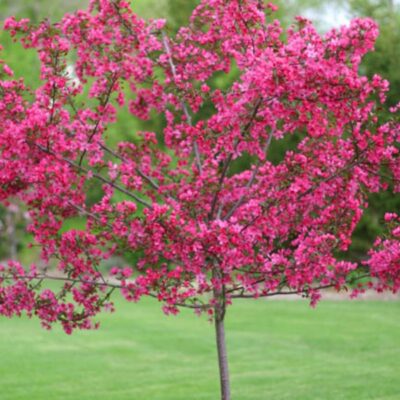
[0,0,398,332]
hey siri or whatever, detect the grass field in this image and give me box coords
[0,297,399,400]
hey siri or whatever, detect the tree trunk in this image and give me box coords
[215,309,231,400]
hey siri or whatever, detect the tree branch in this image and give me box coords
[78,74,118,167]
[32,143,153,209]
[209,98,264,220]
[239,156,363,233]
[0,273,209,311]
[66,201,113,229]
[230,274,370,299]
[162,32,203,174]
[67,98,169,199]
[100,144,160,189]
[224,130,274,220]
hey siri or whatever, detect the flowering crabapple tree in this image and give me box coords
[0,0,400,398]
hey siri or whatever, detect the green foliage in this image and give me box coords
[341,0,400,257]
[0,0,88,23]
[167,0,199,32]
[349,0,400,109]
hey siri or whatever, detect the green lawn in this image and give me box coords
[0,298,399,400]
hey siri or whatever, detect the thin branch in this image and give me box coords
[208,152,234,220]
[242,98,263,136]
[98,144,161,192]
[239,156,363,233]
[230,273,371,299]
[162,32,203,174]
[111,1,138,37]
[209,98,264,220]
[224,131,274,220]
[67,98,167,198]
[66,201,113,229]
[78,74,118,166]
[33,143,152,209]
[216,202,224,219]
[1,273,209,310]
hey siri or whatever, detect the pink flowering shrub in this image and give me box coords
[0,0,399,336]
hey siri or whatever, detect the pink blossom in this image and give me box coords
[0,0,398,334]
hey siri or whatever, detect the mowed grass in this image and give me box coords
[0,298,399,400]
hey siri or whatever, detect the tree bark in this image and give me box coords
[215,306,231,400]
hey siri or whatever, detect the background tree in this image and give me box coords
[0,0,87,22]
[324,0,400,258]
[342,0,400,111]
